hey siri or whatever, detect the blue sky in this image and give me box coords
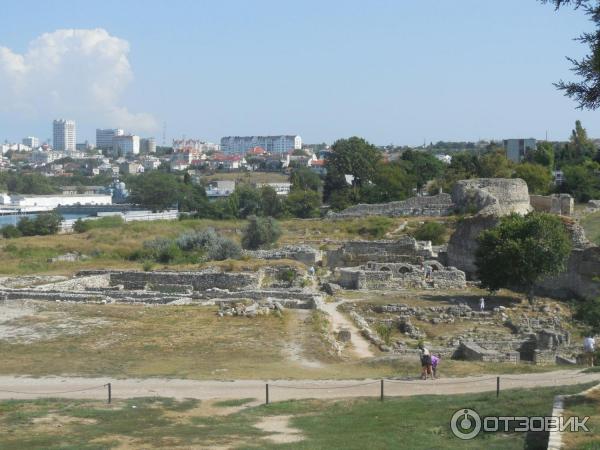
[0,0,598,146]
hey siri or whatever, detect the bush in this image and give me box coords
[73,215,125,233]
[16,212,63,237]
[175,228,219,251]
[375,323,393,346]
[143,238,182,264]
[241,216,281,250]
[575,297,600,335]
[412,221,447,245]
[205,236,242,261]
[1,224,22,239]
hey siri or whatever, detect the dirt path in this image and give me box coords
[319,300,375,358]
[0,370,596,402]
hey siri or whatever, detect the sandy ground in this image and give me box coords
[320,300,375,358]
[0,370,597,403]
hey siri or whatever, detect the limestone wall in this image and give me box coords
[326,193,454,218]
[530,194,574,216]
[326,236,435,268]
[244,245,321,266]
[107,270,258,292]
[451,178,532,216]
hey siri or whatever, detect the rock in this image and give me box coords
[337,329,352,342]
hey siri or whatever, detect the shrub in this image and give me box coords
[241,215,281,250]
[205,236,242,261]
[277,268,297,283]
[143,238,182,263]
[575,297,600,335]
[412,221,447,245]
[375,323,393,346]
[1,224,22,239]
[175,228,218,251]
[73,215,125,233]
[16,212,63,236]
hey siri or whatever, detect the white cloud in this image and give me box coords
[0,28,158,133]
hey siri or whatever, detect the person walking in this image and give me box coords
[431,354,440,379]
[418,343,432,380]
[583,335,596,367]
[479,297,485,312]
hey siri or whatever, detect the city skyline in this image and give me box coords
[1,1,600,146]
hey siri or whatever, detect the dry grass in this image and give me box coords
[201,171,290,184]
[561,385,600,449]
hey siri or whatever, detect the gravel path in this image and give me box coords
[0,370,596,402]
[319,300,375,358]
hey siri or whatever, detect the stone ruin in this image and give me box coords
[337,261,466,290]
[326,193,454,218]
[445,178,600,300]
[243,244,322,266]
[530,193,574,216]
[326,235,436,268]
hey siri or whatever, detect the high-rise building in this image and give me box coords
[22,136,39,148]
[503,138,536,163]
[140,137,156,154]
[112,135,140,156]
[96,128,124,151]
[220,135,301,154]
[53,119,76,151]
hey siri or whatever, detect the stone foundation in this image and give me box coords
[326,193,454,218]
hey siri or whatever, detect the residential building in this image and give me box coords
[96,128,124,151]
[119,161,144,175]
[220,135,301,154]
[53,119,76,152]
[172,139,220,153]
[141,155,161,171]
[22,136,39,148]
[140,137,156,154]
[112,135,140,156]
[503,138,536,163]
[30,149,64,165]
[206,180,236,200]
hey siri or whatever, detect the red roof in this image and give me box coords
[247,146,266,155]
[311,159,326,166]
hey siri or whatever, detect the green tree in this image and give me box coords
[542,1,600,109]
[324,137,382,201]
[562,162,600,201]
[260,186,284,218]
[230,184,263,218]
[526,141,555,168]
[478,150,513,178]
[476,212,572,303]
[359,161,415,203]
[290,166,322,192]
[241,216,282,250]
[285,189,321,218]
[411,221,447,245]
[400,149,444,190]
[513,163,553,194]
[128,172,180,211]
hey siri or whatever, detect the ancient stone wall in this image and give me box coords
[244,245,321,266]
[326,236,435,268]
[451,178,532,216]
[530,194,574,216]
[108,270,258,291]
[326,193,454,218]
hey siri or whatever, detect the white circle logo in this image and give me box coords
[450,408,482,440]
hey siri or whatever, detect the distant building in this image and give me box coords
[30,149,64,165]
[140,137,156,154]
[206,180,236,200]
[172,139,220,153]
[0,193,112,210]
[113,135,140,156]
[22,136,39,148]
[220,135,301,154]
[96,128,124,151]
[435,154,452,164]
[256,182,292,196]
[503,138,536,163]
[53,119,76,152]
[119,161,144,175]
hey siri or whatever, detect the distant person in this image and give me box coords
[583,335,596,366]
[418,343,432,380]
[425,265,432,280]
[308,266,315,277]
[479,297,485,312]
[431,354,440,379]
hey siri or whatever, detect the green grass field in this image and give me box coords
[0,383,595,449]
[581,211,600,245]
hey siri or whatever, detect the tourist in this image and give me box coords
[583,335,596,366]
[418,343,432,380]
[308,266,315,277]
[479,297,485,312]
[431,354,440,379]
[425,265,432,280]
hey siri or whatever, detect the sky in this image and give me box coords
[0,0,598,146]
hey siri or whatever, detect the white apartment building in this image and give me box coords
[220,135,301,154]
[0,193,112,210]
[22,136,39,148]
[53,119,76,152]
[172,139,220,153]
[112,135,140,156]
[30,149,64,165]
[96,128,124,150]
